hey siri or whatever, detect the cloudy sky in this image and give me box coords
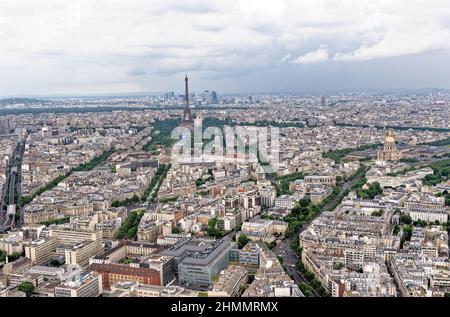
[1,0,450,96]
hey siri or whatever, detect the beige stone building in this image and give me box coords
[377,129,403,161]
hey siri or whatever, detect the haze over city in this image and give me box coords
[1,0,450,96]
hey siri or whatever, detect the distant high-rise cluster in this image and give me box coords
[163,92,175,101]
[0,118,11,135]
[201,90,218,104]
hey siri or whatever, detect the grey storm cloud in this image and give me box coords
[0,0,450,95]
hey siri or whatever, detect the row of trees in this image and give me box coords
[348,164,369,181]
[400,158,420,164]
[19,174,66,206]
[350,177,367,191]
[322,144,379,163]
[143,164,170,203]
[0,106,159,117]
[401,212,443,227]
[386,167,416,177]
[72,149,115,172]
[20,148,115,206]
[159,196,178,203]
[419,137,450,147]
[296,261,329,297]
[283,186,343,239]
[0,250,22,263]
[38,216,70,226]
[111,194,140,207]
[116,209,145,240]
[334,122,450,133]
[111,164,173,208]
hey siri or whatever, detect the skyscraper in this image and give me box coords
[181,75,193,128]
[211,91,218,104]
[321,96,326,107]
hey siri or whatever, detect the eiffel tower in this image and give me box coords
[180,75,193,128]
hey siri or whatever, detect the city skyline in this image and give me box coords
[1,0,450,96]
[0,85,449,299]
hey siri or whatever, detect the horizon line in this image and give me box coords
[2,87,450,100]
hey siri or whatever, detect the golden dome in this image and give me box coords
[385,129,395,143]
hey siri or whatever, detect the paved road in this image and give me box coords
[7,170,16,226]
[273,239,319,297]
[9,170,16,206]
[0,151,15,229]
[0,139,25,230]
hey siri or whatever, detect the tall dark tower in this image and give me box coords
[181,75,193,127]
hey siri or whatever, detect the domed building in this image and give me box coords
[377,129,403,161]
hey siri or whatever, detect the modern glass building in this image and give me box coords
[163,237,236,290]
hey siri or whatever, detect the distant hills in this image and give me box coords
[0,98,47,105]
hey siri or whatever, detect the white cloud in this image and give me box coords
[280,53,291,62]
[0,0,449,94]
[292,48,329,64]
[334,26,450,61]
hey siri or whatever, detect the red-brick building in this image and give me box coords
[90,263,161,290]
